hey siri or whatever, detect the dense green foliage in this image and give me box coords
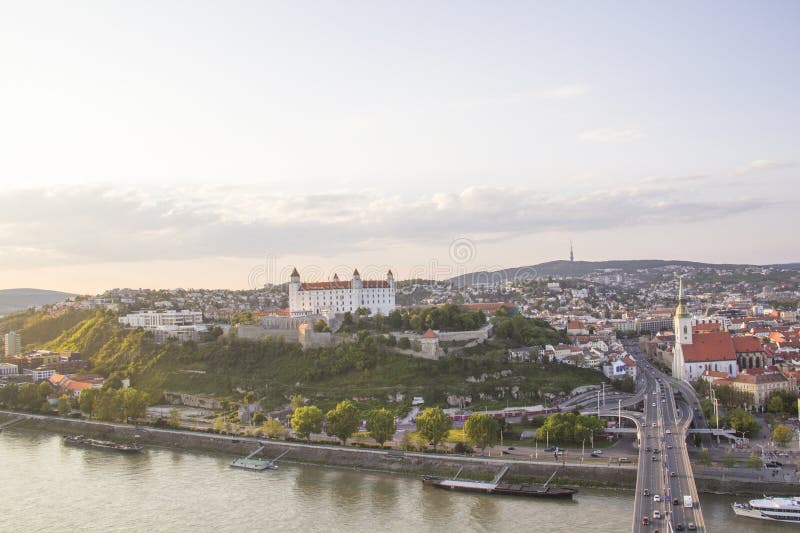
[340,304,486,334]
[0,382,53,412]
[726,408,760,437]
[366,408,396,446]
[291,405,323,441]
[772,424,793,447]
[464,413,500,451]
[415,407,452,450]
[325,400,360,444]
[78,387,149,422]
[491,314,566,347]
[0,309,95,349]
[535,412,605,444]
[2,308,603,412]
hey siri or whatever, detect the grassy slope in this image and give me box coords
[9,309,605,410]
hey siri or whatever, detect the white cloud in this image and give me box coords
[734,159,790,175]
[579,128,645,142]
[541,84,590,99]
[0,182,771,270]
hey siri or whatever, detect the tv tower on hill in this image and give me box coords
[569,240,574,262]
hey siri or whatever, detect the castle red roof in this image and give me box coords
[681,332,736,363]
[421,329,438,339]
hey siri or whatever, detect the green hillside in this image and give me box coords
[3,309,604,410]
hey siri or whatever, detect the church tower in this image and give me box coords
[569,240,574,262]
[672,275,692,379]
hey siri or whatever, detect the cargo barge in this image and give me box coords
[63,435,144,453]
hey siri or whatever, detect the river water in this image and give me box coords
[0,429,792,532]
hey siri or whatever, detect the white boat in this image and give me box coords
[733,497,800,523]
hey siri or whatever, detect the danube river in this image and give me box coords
[0,429,792,532]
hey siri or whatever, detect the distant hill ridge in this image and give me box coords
[0,288,76,314]
[447,259,800,287]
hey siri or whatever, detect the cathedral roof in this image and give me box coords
[353,268,360,277]
[732,335,764,354]
[291,267,300,278]
[681,332,736,362]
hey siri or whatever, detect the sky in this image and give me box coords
[0,1,798,293]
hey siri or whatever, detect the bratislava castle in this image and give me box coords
[288,268,396,317]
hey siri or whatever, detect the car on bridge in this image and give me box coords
[653,494,661,502]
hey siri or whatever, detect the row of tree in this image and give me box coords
[289,401,399,447]
[77,387,150,423]
[535,412,605,444]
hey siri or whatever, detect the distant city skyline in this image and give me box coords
[1,2,797,293]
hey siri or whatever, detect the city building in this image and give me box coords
[118,310,203,328]
[672,278,738,381]
[715,370,796,409]
[4,331,22,356]
[288,268,396,317]
[0,362,19,376]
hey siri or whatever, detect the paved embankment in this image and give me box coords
[2,410,637,488]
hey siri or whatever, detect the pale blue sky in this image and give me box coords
[0,2,797,292]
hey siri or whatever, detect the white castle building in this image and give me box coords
[289,268,396,317]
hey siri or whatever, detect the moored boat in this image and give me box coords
[422,465,577,499]
[733,496,800,523]
[63,435,143,453]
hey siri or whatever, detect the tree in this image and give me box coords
[120,388,149,422]
[19,383,41,411]
[213,416,225,432]
[768,395,785,416]
[313,319,330,333]
[773,424,793,447]
[397,337,411,349]
[262,417,287,439]
[168,408,182,428]
[366,408,397,447]
[325,400,360,445]
[727,408,760,437]
[57,394,72,416]
[290,394,305,411]
[79,388,100,418]
[291,405,324,442]
[415,407,452,451]
[464,413,500,452]
[94,390,122,421]
[0,383,19,409]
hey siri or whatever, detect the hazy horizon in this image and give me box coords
[2,2,798,293]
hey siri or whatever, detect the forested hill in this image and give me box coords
[0,288,76,314]
[448,259,800,286]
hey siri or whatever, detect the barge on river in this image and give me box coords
[63,435,143,453]
[422,464,577,500]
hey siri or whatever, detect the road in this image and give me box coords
[629,341,706,533]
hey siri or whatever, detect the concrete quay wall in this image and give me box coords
[15,414,636,488]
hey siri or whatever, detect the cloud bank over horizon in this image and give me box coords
[0,179,776,272]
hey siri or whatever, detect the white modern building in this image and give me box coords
[0,362,19,376]
[119,310,203,328]
[288,268,396,317]
[4,331,22,356]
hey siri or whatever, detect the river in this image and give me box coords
[0,429,793,532]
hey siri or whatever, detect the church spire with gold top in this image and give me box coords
[675,275,691,318]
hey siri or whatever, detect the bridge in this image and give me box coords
[628,343,706,533]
